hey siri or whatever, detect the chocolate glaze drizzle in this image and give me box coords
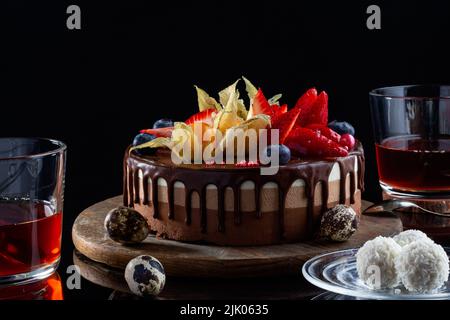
[123,143,365,239]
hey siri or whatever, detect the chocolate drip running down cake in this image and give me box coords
[123,78,365,246]
[123,143,364,246]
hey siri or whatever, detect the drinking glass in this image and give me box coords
[370,85,450,199]
[370,85,450,240]
[0,138,66,284]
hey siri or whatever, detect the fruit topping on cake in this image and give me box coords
[296,90,328,127]
[271,105,302,144]
[140,127,174,138]
[328,120,355,136]
[132,133,157,156]
[305,124,341,144]
[285,127,349,157]
[339,133,356,151]
[264,144,291,165]
[130,78,357,163]
[185,108,216,126]
[152,119,174,129]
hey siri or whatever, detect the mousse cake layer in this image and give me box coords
[124,143,364,246]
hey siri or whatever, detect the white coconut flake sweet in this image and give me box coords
[393,229,432,247]
[356,236,402,289]
[395,240,449,293]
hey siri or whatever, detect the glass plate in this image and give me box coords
[311,292,358,300]
[302,248,450,300]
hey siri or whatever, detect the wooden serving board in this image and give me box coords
[72,196,402,278]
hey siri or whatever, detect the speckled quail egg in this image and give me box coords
[104,206,149,244]
[320,204,358,242]
[125,255,166,297]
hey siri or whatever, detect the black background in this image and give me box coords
[2,0,450,299]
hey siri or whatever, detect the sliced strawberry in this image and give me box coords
[272,106,302,144]
[294,88,318,110]
[279,104,288,114]
[285,127,348,158]
[185,108,216,126]
[296,91,328,127]
[249,89,275,118]
[270,104,288,117]
[294,88,318,127]
[140,127,174,138]
[270,105,279,115]
[306,124,341,144]
[270,104,289,125]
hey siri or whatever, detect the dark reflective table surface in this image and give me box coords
[0,249,323,300]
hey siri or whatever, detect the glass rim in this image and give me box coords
[369,84,450,100]
[0,137,67,161]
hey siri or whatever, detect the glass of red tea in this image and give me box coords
[370,86,450,239]
[370,85,450,197]
[0,138,66,284]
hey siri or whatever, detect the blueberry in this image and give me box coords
[133,133,155,146]
[265,144,291,165]
[132,133,156,156]
[153,119,173,129]
[328,120,355,136]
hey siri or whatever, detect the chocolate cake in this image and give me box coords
[123,144,364,245]
[123,78,365,246]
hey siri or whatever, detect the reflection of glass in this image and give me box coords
[370,86,450,198]
[0,138,66,284]
[0,272,63,300]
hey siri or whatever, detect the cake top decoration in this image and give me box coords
[130,77,356,169]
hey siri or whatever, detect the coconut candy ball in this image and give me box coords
[125,255,166,297]
[356,236,402,289]
[393,229,432,247]
[320,204,358,242]
[395,240,449,293]
[104,206,149,244]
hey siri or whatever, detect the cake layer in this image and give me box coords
[134,191,361,245]
[123,142,365,246]
[134,160,358,210]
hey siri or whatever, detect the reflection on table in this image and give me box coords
[73,250,323,300]
[0,272,63,300]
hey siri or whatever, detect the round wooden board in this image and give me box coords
[72,196,402,278]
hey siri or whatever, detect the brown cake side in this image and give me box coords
[123,143,365,246]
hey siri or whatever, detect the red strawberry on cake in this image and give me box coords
[296,90,328,127]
